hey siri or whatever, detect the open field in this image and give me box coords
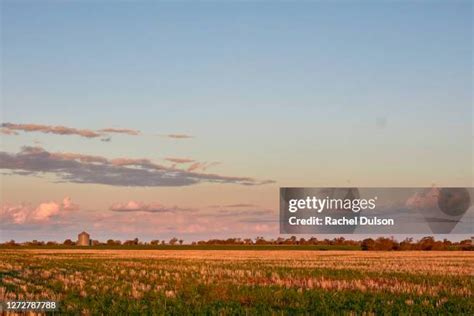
[1,250,473,315]
[0,244,361,251]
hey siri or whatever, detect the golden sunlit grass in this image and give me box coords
[1,250,473,314]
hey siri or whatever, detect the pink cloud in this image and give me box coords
[406,188,439,209]
[1,123,141,140]
[109,201,193,213]
[62,197,79,211]
[210,203,257,208]
[51,152,108,164]
[1,122,197,145]
[33,202,61,221]
[164,134,193,139]
[1,123,102,138]
[165,157,195,164]
[99,128,140,136]
[1,205,29,224]
[1,197,80,224]
[110,158,156,167]
[187,161,220,172]
[1,128,18,135]
[187,162,201,172]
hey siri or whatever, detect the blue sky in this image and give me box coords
[3,1,471,124]
[1,1,472,241]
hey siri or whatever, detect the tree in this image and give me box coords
[399,238,414,251]
[179,239,183,245]
[459,239,473,250]
[63,239,74,246]
[374,237,398,250]
[361,238,375,250]
[243,238,253,245]
[6,240,17,246]
[419,236,435,250]
[169,237,178,245]
[124,239,138,246]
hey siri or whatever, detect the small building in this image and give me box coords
[77,231,90,246]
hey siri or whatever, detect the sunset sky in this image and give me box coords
[1,1,472,242]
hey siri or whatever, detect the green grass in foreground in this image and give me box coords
[1,250,472,315]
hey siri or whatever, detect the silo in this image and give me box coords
[77,231,90,246]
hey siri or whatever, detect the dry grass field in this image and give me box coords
[1,249,473,314]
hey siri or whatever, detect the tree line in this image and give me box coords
[1,236,472,250]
